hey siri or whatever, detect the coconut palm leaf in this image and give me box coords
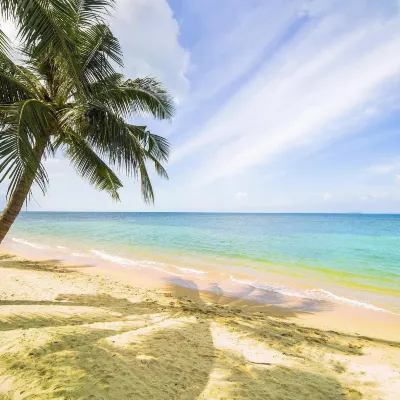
[0,0,174,242]
[64,132,122,200]
[93,77,175,119]
[0,72,34,103]
[80,23,123,84]
[0,29,11,56]
[73,0,115,27]
[0,99,55,196]
[2,1,84,94]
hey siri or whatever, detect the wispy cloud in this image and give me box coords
[2,0,400,213]
[110,0,189,101]
[173,1,400,187]
[186,1,305,104]
[367,159,400,174]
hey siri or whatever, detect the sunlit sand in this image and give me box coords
[0,251,399,399]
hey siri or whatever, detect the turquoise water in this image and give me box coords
[4,212,400,312]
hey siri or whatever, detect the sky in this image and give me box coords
[1,0,400,213]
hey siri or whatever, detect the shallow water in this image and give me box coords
[5,212,400,313]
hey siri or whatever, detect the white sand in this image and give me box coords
[0,251,399,399]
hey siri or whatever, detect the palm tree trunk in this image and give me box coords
[0,140,47,243]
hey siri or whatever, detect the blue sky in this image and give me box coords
[1,0,400,212]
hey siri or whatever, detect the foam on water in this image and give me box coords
[229,276,307,299]
[175,266,206,275]
[88,249,207,278]
[12,237,50,250]
[306,288,391,313]
[89,249,139,266]
[5,210,400,318]
[229,276,395,314]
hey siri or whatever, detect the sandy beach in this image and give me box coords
[0,249,399,399]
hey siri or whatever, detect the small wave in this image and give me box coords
[229,276,306,298]
[89,249,207,279]
[88,250,169,270]
[89,249,138,266]
[71,252,87,258]
[306,289,391,313]
[12,237,50,250]
[174,266,206,275]
[229,276,395,314]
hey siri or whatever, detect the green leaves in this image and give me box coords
[112,77,175,119]
[0,99,55,196]
[73,0,115,27]
[64,132,122,200]
[0,72,33,103]
[60,102,170,203]
[81,23,123,84]
[2,0,86,98]
[0,0,174,205]
[0,29,11,56]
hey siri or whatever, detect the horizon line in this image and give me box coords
[18,211,400,215]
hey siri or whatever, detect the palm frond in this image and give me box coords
[92,77,175,119]
[128,125,170,162]
[61,102,140,174]
[0,29,11,56]
[73,0,115,26]
[127,126,169,188]
[137,154,154,204]
[60,103,169,202]
[64,132,122,200]
[2,0,85,98]
[0,72,34,103]
[0,99,54,196]
[80,23,122,84]
[14,66,48,99]
[143,148,169,180]
[0,1,174,207]
[0,32,17,74]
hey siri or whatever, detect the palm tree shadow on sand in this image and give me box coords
[0,280,215,399]
[0,264,391,399]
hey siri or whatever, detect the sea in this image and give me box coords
[3,212,400,314]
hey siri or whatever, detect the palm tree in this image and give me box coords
[0,0,174,243]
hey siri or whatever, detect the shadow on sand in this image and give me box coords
[1,258,397,399]
[0,253,93,273]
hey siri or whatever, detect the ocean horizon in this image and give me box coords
[4,211,400,315]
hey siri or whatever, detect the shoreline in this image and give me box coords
[5,234,400,316]
[1,245,399,342]
[0,248,399,398]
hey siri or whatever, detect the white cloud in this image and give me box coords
[367,160,400,174]
[173,2,400,186]
[368,164,396,174]
[111,0,189,101]
[44,158,62,165]
[0,18,18,45]
[187,1,304,104]
[323,192,332,200]
[396,174,400,184]
[235,192,248,198]
[1,1,189,102]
